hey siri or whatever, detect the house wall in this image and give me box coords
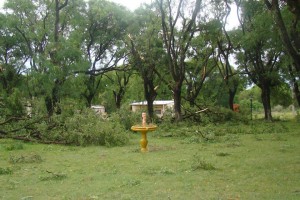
[91,105,106,115]
[131,103,173,118]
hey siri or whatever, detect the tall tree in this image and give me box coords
[264,0,300,106]
[3,0,85,116]
[78,0,130,107]
[264,0,300,74]
[127,4,165,120]
[156,0,202,121]
[213,0,240,111]
[235,0,284,121]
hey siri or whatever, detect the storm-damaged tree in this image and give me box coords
[127,4,165,120]
[155,0,202,121]
[184,31,217,108]
[213,0,240,111]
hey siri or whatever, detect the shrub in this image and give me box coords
[273,105,284,112]
[109,107,141,130]
[39,109,130,147]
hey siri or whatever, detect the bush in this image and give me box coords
[36,108,130,147]
[273,105,284,112]
[204,106,249,123]
[109,106,141,130]
[62,109,129,146]
[1,88,25,117]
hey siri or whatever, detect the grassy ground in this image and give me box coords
[0,121,299,200]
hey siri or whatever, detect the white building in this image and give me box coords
[91,105,106,115]
[130,100,174,118]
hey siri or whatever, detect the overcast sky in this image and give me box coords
[0,0,5,8]
[108,0,153,11]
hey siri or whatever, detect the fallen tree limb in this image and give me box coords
[194,108,209,114]
[0,117,26,125]
[0,134,68,145]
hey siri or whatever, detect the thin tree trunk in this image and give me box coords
[113,91,122,109]
[261,85,273,121]
[288,64,300,107]
[265,0,300,74]
[229,88,236,111]
[293,81,300,107]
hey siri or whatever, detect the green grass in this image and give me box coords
[0,121,299,199]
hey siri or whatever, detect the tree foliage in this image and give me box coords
[0,0,298,145]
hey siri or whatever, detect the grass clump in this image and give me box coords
[120,179,141,187]
[9,153,42,164]
[216,152,230,157]
[39,171,67,181]
[0,167,13,175]
[191,154,216,171]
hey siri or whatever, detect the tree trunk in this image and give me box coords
[173,82,182,122]
[260,84,273,121]
[143,78,157,121]
[113,90,122,109]
[228,88,236,111]
[288,64,300,107]
[186,82,197,107]
[265,0,300,74]
[45,80,63,117]
[293,81,300,107]
[147,99,154,121]
[85,94,93,108]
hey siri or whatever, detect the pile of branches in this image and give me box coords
[0,116,67,144]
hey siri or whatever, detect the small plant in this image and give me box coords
[182,136,201,144]
[0,167,13,175]
[216,152,230,157]
[159,167,175,175]
[196,129,216,143]
[9,154,42,164]
[121,179,141,187]
[40,170,67,181]
[191,154,216,171]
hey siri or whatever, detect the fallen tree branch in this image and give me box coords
[195,108,209,114]
[0,117,26,125]
[0,134,68,145]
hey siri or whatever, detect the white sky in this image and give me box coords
[0,0,5,8]
[108,0,153,11]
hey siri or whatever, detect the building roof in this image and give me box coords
[130,100,174,106]
[91,105,105,109]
